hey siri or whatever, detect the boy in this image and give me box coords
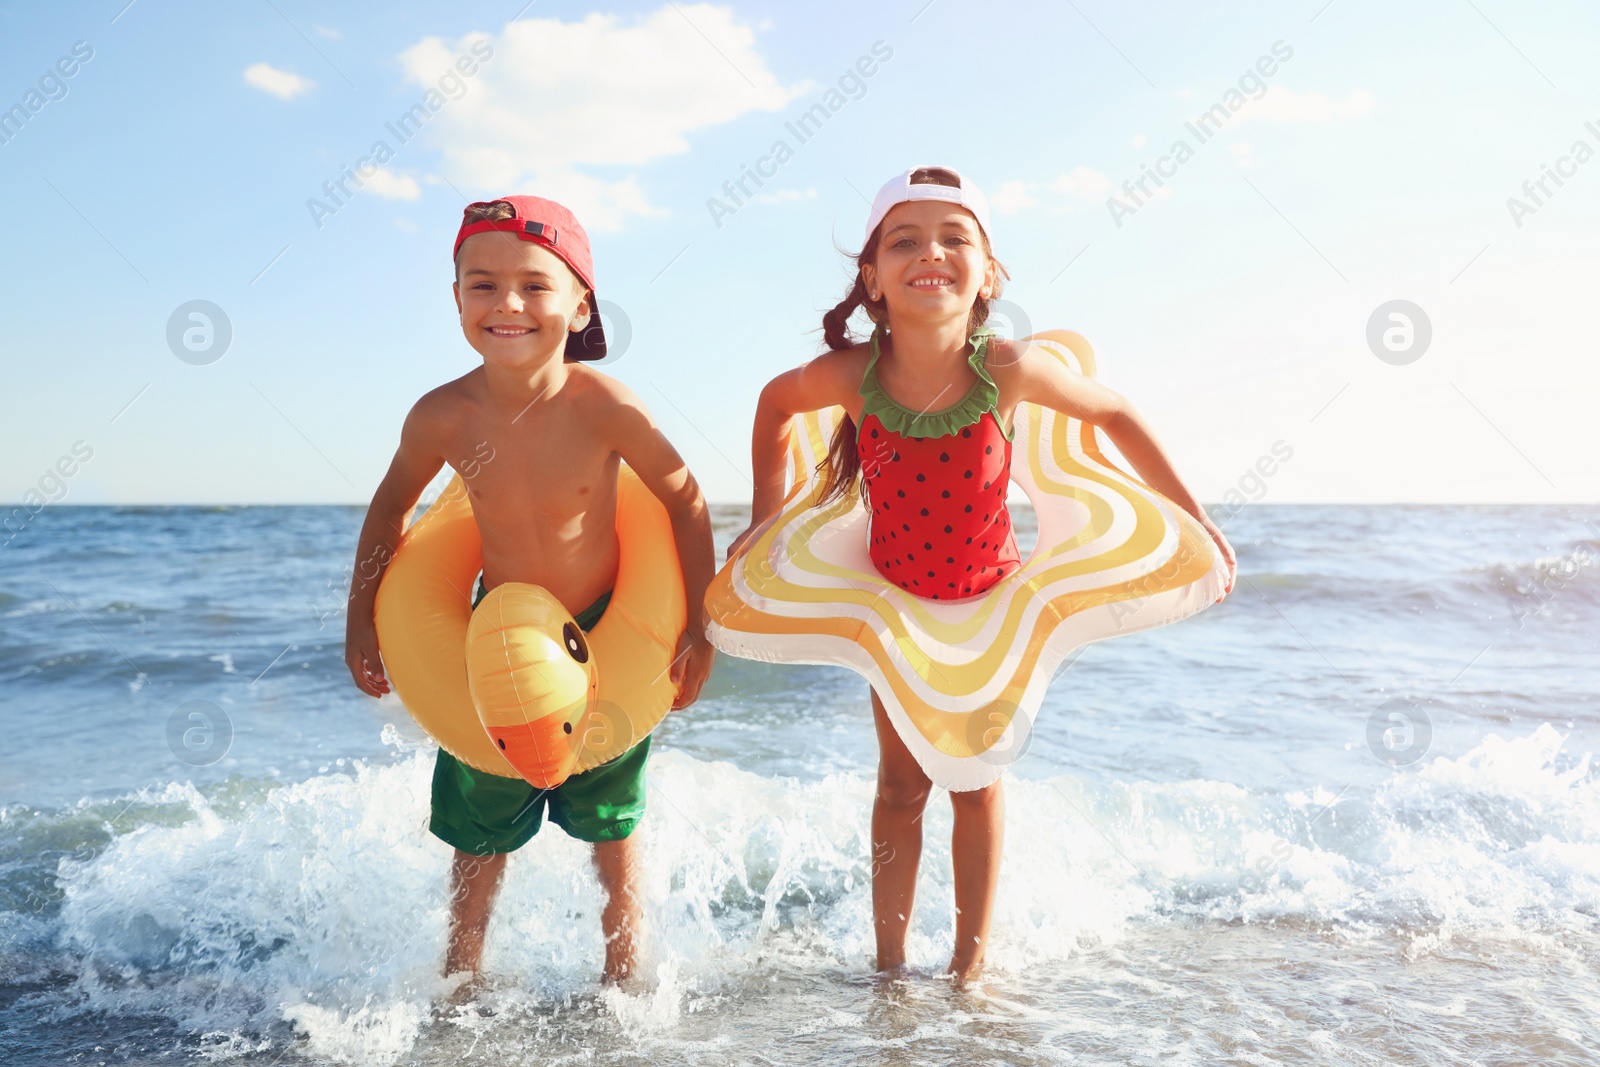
[343,195,716,986]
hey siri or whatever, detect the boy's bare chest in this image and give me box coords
[445,413,616,519]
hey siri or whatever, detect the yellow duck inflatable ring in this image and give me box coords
[374,467,686,788]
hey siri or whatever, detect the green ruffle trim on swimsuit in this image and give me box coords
[858,325,1013,441]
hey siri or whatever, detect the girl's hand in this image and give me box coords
[345,623,390,697]
[1201,516,1236,597]
[726,521,764,562]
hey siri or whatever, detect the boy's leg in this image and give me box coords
[429,745,549,979]
[546,734,651,985]
[947,779,1004,983]
[870,690,932,973]
[429,579,548,981]
[592,832,644,984]
[446,849,508,976]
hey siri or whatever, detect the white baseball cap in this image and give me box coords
[863,166,993,248]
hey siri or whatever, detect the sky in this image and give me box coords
[2,0,1597,506]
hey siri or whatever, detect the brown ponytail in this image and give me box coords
[814,172,1009,505]
[814,254,885,505]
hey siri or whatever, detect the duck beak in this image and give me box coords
[483,695,588,788]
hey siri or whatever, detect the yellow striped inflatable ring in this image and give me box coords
[374,466,686,788]
[706,331,1229,791]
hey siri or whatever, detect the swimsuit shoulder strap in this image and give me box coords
[858,324,887,394]
[966,325,998,391]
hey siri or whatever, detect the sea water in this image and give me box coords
[1,503,1598,1065]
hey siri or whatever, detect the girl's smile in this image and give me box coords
[865,201,993,314]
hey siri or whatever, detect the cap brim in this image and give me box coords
[864,167,992,249]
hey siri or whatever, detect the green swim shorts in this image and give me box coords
[427,582,650,855]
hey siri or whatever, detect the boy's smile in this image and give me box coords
[454,232,591,369]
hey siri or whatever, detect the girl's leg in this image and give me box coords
[871,690,932,972]
[947,779,1004,982]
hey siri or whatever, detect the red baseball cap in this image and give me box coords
[453,195,606,361]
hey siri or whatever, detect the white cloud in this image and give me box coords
[399,5,806,231]
[1244,86,1375,124]
[991,180,1038,215]
[1228,141,1255,168]
[751,187,817,205]
[364,169,422,201]
[1131,134,1149,148]
[991,167,1111,215]
[243,62,313,101]
[1049,166,1111,200]
[315,25,340,40]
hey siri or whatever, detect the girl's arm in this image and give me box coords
[1004,342,1237,592]
[608,385,717,709]
[738,350,864,553]
[345,400,449,696]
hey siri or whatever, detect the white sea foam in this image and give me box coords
[38,721,1600,1063]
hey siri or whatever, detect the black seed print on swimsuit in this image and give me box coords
[858,411,1020,599]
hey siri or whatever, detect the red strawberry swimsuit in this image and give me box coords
[858,326,1021,600]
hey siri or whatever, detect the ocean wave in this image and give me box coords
[1224,538,1600,630]
[0,723,1586,1061]
[1484,541,1600,601]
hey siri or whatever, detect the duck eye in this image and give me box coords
[561,622,589,664]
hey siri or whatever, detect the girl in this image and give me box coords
[728,166,1235,982]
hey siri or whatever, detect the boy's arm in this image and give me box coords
[607,385,716,710]
[1008,342,1236,593]
[345,399,450,697]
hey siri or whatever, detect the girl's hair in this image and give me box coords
[814,167,1010,504]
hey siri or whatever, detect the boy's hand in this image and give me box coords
[345,625,391,698]
[668,631,714,710]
